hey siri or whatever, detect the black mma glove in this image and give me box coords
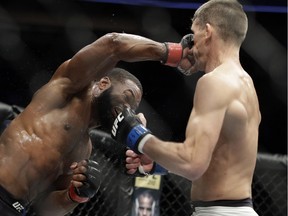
[68,160,101,203]
[111,107,153,154]
[162,34,194,67]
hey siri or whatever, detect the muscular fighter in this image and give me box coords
[112,0,261,215]
[0,32,189,216]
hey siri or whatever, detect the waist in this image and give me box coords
[0,184,28,214]
[191,198,253,208]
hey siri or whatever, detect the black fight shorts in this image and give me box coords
[191,198,253,209]
[0,185,27,216]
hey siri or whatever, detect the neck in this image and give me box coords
[205,42,240,73]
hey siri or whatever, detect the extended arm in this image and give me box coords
[51,33,194,94]
[51,33,165,93]
[112,75,230,181]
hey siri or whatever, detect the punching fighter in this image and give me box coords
[0,32,193,215]
[112,0,261,215]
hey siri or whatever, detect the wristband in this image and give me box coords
[68,185,90,203]
[126,125,151,154]
[162,42,183,67]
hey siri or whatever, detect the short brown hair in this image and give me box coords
[192,0,248,46]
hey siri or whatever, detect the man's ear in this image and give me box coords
[93,77,111,97]
[98,77,111,90]
[205,23,212,40]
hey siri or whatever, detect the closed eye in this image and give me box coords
[123,90,138,109]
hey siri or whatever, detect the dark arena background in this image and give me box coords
[0,0,287,216]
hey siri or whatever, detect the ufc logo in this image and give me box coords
[112,113,124,136]
[12,201,25,212]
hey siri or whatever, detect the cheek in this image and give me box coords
[112,104,127,116]
[192,39,204,57]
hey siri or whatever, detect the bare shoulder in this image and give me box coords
[196,69,237,99]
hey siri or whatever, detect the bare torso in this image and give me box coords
[191,63,261,201]
[0,78,92,202]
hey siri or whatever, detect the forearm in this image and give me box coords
[104,33,167,62]
[63,32,167,90]
[142,137,185,174]
[34,189,78,216]
[143,136,209,181]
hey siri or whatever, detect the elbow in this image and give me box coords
[100,32,124,56]
[183,161,208,181]
[103,32,120,44]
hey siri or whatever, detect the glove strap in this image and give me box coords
[68,185,90,203]
[162,42,183,67]
[126,125,151,154]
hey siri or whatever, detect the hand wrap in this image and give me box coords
[162,34,194,67]
[111,107,152,154]
[68,160,101,203]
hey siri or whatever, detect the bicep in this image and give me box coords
[186,107,225,148]
[182,104,226,178]
[185,77,229,164]
[51,36,118,93]
[186,76,230,142]
[66,41,117,84]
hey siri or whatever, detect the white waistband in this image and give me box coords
[192,206,259,216]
